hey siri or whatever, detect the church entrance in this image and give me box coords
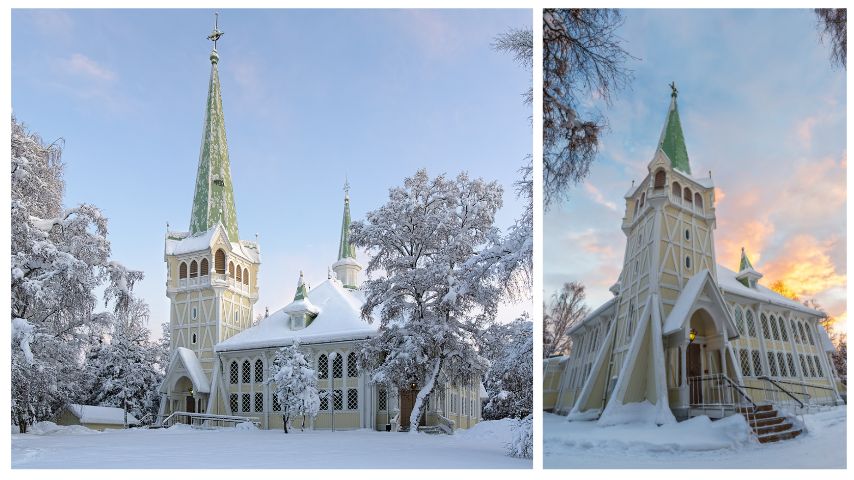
[186,396,196,414]
[399,389,425,429]
[687,343,702,404]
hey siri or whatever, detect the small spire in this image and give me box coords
[294,270,309,301]
[739,247,755,272]
[344,175,350,202]
[338,180,355,260]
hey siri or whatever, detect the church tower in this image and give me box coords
[164,17,260,388]
[331,181,362,289]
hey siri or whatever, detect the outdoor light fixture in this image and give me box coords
[188,387,194,397]
[688,328,697,344]
[410,383,417,390]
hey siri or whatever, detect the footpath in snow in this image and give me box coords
[544,405,846,469]
[12,418,531,469]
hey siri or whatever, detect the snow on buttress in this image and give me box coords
[66,404,140,425]
[216,279,374,351]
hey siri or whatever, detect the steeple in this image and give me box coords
[189,14,240,241]
[284,270,318,330]
[294,270,309,301]
[736,247,762,288]
[338,179,355,260]
[739,247,754,272]
[657,82,691,175]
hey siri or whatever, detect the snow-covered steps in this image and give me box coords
[397,425,447,434]
[739,404,803,444]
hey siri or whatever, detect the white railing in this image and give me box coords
[687,374,756,416]
[160,411,260,429]
[436,414,455,435]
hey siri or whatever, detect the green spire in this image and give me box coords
[189,17,239,241]
[657,82,691,175]
[337,180,356,260]
[739,247,754,272]
[294,271,308,301]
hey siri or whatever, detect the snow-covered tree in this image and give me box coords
[352,170,503,433]
[269,340,320,433]
[481,317,533,420]
[508,413,533,459]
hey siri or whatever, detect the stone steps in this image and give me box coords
[740,404,803,444]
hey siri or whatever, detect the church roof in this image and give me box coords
[739,247,755,272]
[657,84,692,175]
[338,182,356,261]
[215,278,375,352]
[164,223,259,263]
[188,29,240,242]
[159,347,211,394]
[64,404,140,426]
[717,265,824,317]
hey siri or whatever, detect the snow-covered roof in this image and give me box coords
[160,347,211,394]
[65,404,139,425]
[662,269,737,338]
[216,278,375,352]
[479,383,489,400]
[817,326,836,353]
[567,297,617,337]
[164,224,260,263]
[716,265,824,317]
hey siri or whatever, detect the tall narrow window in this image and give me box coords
[378,389,387,411]
[348,389,358,410]
[654,169,666,189]
[814,355,823,377]
[734,307,744,336]
[190,260,198,278]
[806,325,815,345]
[770,315,780,340]
[683,187,693,204]
[333,354,344,379]
[694,192,703,212]
[739,349,752,377]
[333,389,343,410]
[672,182,682,202]
[243,268,249,285]
[242,360,251,384]
[254,359,264,383]
[230,394,238,413]
[179,262,188,279]
[779,317,789,341]
[200,258,209,276]
[761,314,771,340]
[767,351,778,377]
[746,310,756,337]
[228,262,235,278]
[215,249,226,274]
[318,355,328,379]
[230,361,238,384]
[254,392,263,412]
[347,352,358,378]
[752,350,763,376]
[236,267,242,283]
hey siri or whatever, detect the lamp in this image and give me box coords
[188,387,194,397]
[688,328,697,344]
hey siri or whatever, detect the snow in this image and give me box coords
[12,420,530,468]
[66,404,140,426]
[662,269,736,338]
[545,406,847,468]
[566,296,617,336]
[28,421,100,436]
[717,265,824,317]
[216,279,376,351]
[162,347,210,394]
[164,224,259,263]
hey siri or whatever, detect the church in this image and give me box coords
[544,85,843,441]
[156,23,485,432]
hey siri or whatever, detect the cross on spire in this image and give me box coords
[344,175,350,201]
[207,12,224,50]
[669,81,678,98]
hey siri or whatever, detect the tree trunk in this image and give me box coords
[283,414,289,434]
[18,416,27,434]
[408,357,442,434]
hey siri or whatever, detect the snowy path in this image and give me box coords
[12,419,530,469]
[544,406,846,469]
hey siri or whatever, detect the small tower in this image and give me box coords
[331,180,362,289]
[735,247,763,288]
[283,271,319,330]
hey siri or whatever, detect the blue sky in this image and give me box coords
[545,9,847,328]
[12,9,533,337]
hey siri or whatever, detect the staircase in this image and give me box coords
[738,404,803,443]
[397,425,445,434]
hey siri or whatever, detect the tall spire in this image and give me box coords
[188,13,239,241]
[337,179,355,260]
[657,82,691,175]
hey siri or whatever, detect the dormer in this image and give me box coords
[282,271,319,330]
[735,247,763,289]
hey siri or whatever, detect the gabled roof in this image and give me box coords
[160,347,210,394]
[164,223,259,263]
[216,278,375,352]
[717,265,824,317]
[663,269,738,338]
[657,84,691,175]
[65,404,140,426]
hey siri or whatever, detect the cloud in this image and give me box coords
[796,116,818,148]
[583,183,619,212]
[27,10,74,39]
[760,235,846,299]
[60,53,116,82]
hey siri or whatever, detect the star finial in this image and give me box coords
[207,12,224,50]
[670,81,678,98]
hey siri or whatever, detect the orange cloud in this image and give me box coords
[761,235,846,298]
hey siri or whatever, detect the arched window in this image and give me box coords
[806,324,815,345]
[230,361,239,385]
[734,306,744,336]
[685,256,691,269]
[672,182,681,201]
[640,192,646,209]
[347,388,358,410]
[228,262,235,278]
[179,262,188,279]
[215,249,226,274]
[242,360,251,384]
[318,355,328,379]
[694,192,703,211]
[779,317,789,341]
[236,266,242,283]
[333,354,344,379]
[683,187,693,204]
[243,268,249,285]
[746,310,756,337]
[200,258,209,276]
[791,319,801,343]
[190,260,198,278]
[761,314,771,339]
[685,229,690,241]
[770,315,780,340]
[798,322,807,345]
[654,169,666,189]
[347,352,358,378]
[254,359,263,383]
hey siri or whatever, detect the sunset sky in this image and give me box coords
[544,9,847,331]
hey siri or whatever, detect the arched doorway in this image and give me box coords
[686,309,724,407]
[173,376,196,416]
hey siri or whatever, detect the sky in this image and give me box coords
[11,9,533,339]
[544,9,847,331]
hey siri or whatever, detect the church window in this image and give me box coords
[767,352,778,377]
[786,354,796,378]
[179,262,188,279]
[799,355,808,377]
[378,389,387,411]
[685,256,691,269]
[654,169,666,189]
[242,393,251,412]
[318,355,328,379]
[760,314,771,340]
[230,361,239,384]
[236,266,242,283]
[779,317,789,341]
[798,322,807,345]
[192,333,197,344]
[190,260,198,278]
[230,394,238,413]
[672,182,682,201]
[791,320,800,343]
[640,192,646,209]
[814,356,823,377]
[192,307,197,320]
[347,388,358,410]
[745,310,756,337]
[242,360,251,384]
[807,355,816,377]
[739,349,751,376]
[200,258,209,276]
[347,352,358,378]
[777,352,787,377]
[254,392,263,412]
[752,350,763,376]
[806,324,815,345]
[272,392,281,412]
[685,229,690,241]
[734,307,744,336]
[228,262,235,278]
[683,187,692,204]
[333,389,343,411]
[234,310,239,323]
[694,192,703,212]
[770,315,780,340]
[333,354,344,378]
[320,393,328,411]
[255,359,264,383]
[215,249,226,274]
[243,268,249,285]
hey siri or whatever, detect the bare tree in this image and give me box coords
[815,8,846,68]
[543,281,589,358]
[493,27,533,106]
[543,9,634,209]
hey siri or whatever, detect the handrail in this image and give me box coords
[161,411,260,428]
[720,374,757,409]
[769,378,836,392]
[758,376,804,408]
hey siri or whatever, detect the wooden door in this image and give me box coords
[687,344,702,404]
[186,396,196,414]
[400,391,414,428]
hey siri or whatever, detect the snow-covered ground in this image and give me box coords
[12,419,531,469]
[544,405,846,468]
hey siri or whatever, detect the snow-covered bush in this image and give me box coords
[508,414,533,459]
[269,341,320,433]
[482,317,533,420]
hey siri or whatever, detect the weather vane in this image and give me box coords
[207,12,224,50]
[670,81,678,98]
